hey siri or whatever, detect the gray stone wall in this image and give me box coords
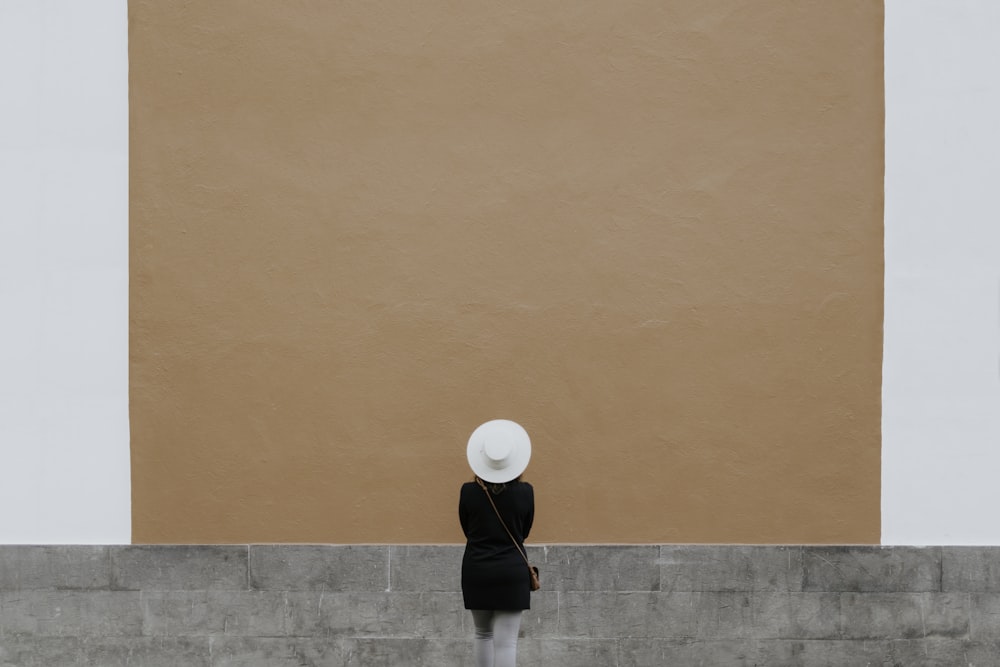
[1,545,999,665]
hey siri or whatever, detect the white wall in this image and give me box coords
[0,1,130,543]
[883,1,1000,544]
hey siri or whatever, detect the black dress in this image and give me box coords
[459,480,535,610]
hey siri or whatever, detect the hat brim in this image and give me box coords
[466,419,532,483]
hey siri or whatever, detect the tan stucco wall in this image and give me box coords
[129,1,884,544]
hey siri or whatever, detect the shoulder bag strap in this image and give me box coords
[476,478,532,571]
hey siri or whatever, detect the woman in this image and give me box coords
[459,419,535,667]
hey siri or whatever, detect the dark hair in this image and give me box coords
[474,475,523,484]
[475,475,523,495]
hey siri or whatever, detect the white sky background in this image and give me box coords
[0,1,130,543]
[883,1,1000,544]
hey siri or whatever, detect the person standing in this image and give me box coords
[459,419,535,667]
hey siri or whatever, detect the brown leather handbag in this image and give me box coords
[477,479,540,591]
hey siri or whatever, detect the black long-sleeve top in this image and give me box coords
[459,480,534,610]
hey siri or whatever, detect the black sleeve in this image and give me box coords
[458,484,471,538]
[522,483,534,541]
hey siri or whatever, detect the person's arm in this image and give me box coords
[458,485,471,538]
[521,483,534,541]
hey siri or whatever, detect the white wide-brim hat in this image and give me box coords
[467,419,532,483]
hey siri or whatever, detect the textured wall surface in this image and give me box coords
[2,545,999,666]
[129,0,884,546]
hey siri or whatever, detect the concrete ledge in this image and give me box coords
[2,545,999,665]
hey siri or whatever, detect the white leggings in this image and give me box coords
[470,609,523,667]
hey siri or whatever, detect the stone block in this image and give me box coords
[558,591,670,639]
[341,638,433,666]
[142,589,470,641]
[620,639,762,666]
[558,591,747,640]
[682,592,758,640]
[110,545,248,591]
[389,545,462,592]
[0,637,83,667]
[840,592,969,640]
[942,547,1000,592]
[756,640,891,665]
[802,546,941,592]
[520,590,560,637]
[877,639,1000,666]
[0,546,110,591]
[659,545,804,592]
[969,593,1000,640]
[558,591,840,642]
[519,638,620,667]
[1,639,211,667]
[249,545,387,592]
[141,591,295,637]
[80,637,212,667]
[210,637,345,666]
[759,639,993,666]
[409,639,473,667]
[959,639,1000,665]
[0,591,143,638]
[537,545,659,592]
[749,593,840,639]
[286,592,466,639]
[621,639,991,667]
